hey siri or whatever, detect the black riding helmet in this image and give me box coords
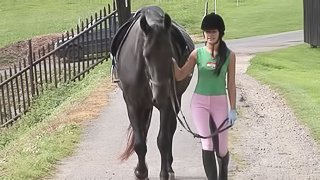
[201,13,225,36]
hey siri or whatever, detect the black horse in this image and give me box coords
[111,6,194,179]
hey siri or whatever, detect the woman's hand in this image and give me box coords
[172,58,180,80]
[228,109,237,126]
[172,49,197,81]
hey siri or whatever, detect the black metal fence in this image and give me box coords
[0,0,131,127]
[303,0,320,47]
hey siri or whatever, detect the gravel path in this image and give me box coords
[229,54,320,180]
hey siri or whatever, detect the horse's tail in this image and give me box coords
[119,125,135,161]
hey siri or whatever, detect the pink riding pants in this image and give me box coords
[191,93,228,157]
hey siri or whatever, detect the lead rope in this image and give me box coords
[170,65,231,139]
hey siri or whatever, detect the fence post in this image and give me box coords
[303,0,320,47]
[116,0,131,26]
[28,40,35,96]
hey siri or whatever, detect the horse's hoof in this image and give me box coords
[160,172,169,180]
[168,172,175,180]
[160,177,169,180]
[160,171,174,180]
[134,168,148,179]
[135,177,149,180]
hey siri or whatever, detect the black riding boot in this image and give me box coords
[202,150,218,180]
[218,151,229,180]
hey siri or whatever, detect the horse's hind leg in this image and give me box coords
[166,95,181,178]
[158,105,177,180]
[126,103,152,179]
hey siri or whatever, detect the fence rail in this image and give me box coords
[0,1,126,127]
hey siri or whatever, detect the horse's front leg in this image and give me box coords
[158,105,176,180]
[166,107,177,177]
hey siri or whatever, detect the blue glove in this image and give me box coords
[228,109,237,126]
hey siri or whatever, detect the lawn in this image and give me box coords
[247,44,320,142]
[0,60,113,179]
[0,0,302,48]
[133,0,303,39]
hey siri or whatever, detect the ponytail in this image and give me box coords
[212,39,227,76]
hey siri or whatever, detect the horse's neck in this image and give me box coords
[118,22,148,83]
[130,22,145,66]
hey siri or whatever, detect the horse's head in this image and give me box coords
[140,9,173,106]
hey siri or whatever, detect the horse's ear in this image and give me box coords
[164,13,171,30]
[140,15,151,34]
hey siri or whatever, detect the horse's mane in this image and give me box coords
[140,6,165,25]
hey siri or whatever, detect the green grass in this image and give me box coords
[0,60,111,179]
[0,0,113,48]
[132,0,303,39]
[0,0,302,48]
[247,44,320,142]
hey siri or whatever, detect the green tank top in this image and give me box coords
[194,47,231,95]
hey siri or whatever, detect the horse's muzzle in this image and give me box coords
[150,80,171,107]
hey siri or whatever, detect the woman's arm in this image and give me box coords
[227,51,236,110]
[173,49,197,81]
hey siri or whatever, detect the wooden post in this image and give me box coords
[303,0,320,47]
[116,0,131,26]
[28,40,35,96]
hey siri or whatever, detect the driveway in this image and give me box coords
[52,30,320,179]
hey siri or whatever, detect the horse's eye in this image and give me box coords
[144,52,151,59]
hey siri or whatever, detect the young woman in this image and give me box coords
[173,13,237,180]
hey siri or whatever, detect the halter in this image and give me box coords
[149,78,170,87]
[146,66,172,88]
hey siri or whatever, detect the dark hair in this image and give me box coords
[202,13,227,76]
[201,13,225,34]
[214,40,227,76]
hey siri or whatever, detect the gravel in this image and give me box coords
[229,54,320,180]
